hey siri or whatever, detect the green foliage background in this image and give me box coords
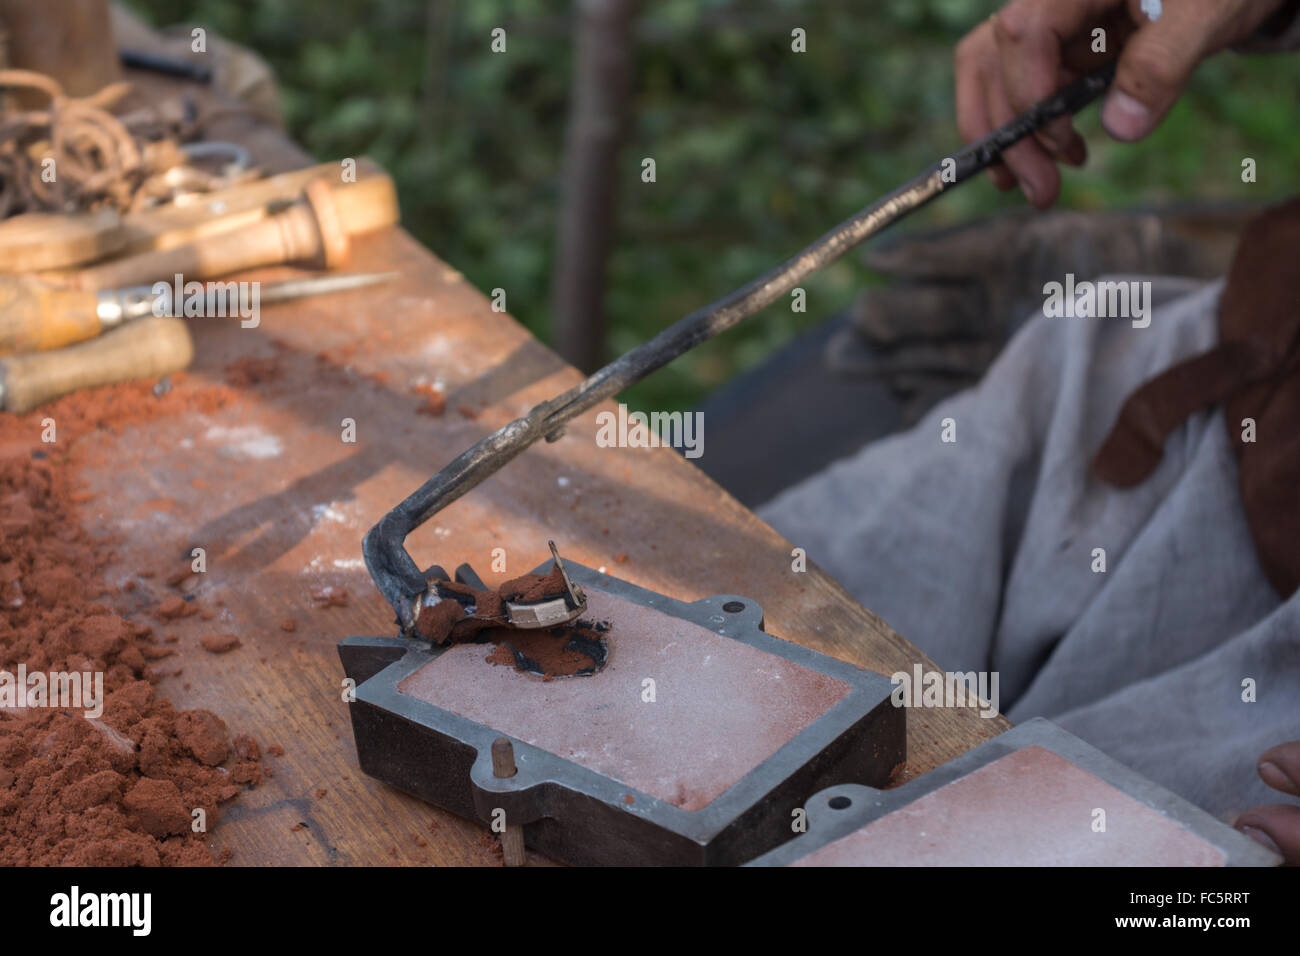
[128,0,1299,411]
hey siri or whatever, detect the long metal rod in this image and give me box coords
[365,61,1118,632]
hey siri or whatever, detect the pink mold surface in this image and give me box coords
[795,745,1225,866]
[397,588,850,811]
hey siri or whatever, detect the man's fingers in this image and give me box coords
[987,164,1017,191]
[954,30,994,144]
[1235,742,1300,864]
[992,9,1076,154]
[1061,7,1137,71]
[1101,1,1219,141]
[954,24,1016,190]
[991,0,1111,155]
[985,65,1061,207]
[1257,740,1300,796]
[953,1,1123,204]
[1059,130,1088,167]
[1234,804,1300,865]
[979,69,1018,190]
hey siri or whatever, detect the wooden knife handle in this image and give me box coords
[76,179,351,291]
[0,209,125,273]
[0,276,102,355]
[0,315,193,413]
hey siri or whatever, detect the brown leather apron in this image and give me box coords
[1094,197,1300,598]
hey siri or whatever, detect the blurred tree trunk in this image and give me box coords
[551,0,638,372]
[0,0,120,108]
[421,0,455,129]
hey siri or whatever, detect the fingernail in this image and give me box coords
[1038,129,1065,155]
[1021,178,1038,204]
[1236,825,1281,856]
[1259,760,1300,795]
[1101,90,1154,141]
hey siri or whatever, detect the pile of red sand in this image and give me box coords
[0,378,261,866]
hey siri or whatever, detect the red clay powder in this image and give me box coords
[0,377,262,866]
[481,622,603,678]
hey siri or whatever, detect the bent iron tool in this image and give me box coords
[345,67,1116,865]
[363,64,1116,633]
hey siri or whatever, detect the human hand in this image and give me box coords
[1235,740,1300,864]
[954,0,1287,208]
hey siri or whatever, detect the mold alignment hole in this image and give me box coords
[828,795,852,810]
[722,601,745,613]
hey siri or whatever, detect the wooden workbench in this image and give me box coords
[54,71,1009,866]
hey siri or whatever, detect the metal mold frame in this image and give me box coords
[749,717,1280,867]
[339,561,904,866]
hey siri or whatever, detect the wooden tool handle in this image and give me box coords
[116,157,397,257]
[0,210,125,273]
[330,172,401,235]
[76,179,351,291]
[0,276,102,355]
[0,315,193,413]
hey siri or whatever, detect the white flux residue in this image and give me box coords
[203,425,283,459]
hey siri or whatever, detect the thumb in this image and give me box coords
[1101,5,1211,141]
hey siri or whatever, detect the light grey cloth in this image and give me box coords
[759,277,1299,820]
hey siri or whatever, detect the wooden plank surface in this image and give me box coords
[44,71,1010,866]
